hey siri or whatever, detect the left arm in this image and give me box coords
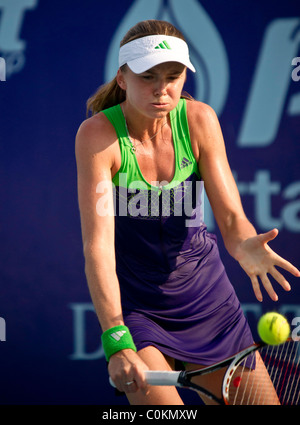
[187,101,300,302]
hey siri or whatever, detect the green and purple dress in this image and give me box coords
[102,99,253,365]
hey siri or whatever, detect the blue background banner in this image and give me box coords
[1,0,299,405]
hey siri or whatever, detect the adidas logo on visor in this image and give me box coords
[118,35,196,74]
[154,40,171,50]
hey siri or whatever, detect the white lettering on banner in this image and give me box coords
[0,56,5,80]
[237,18,300,147]
[0,0,38,78]
[0,317,6,341]
[204,170,300,233]
[69,303,104,360]
[292,57,300,82]
[291,317,300,341]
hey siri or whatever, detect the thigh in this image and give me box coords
[227,352,280,405]
[185,352,280,405]
[126,346,184,406]
[185,362,226,405]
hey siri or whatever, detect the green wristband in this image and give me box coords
[101,325,137,361]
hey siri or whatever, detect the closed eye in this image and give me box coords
[168,74,181,80]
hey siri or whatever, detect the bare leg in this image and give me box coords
[185,352,280,405]
[126,346,184,405]
[227,352,280,405]
[184,362,226,405]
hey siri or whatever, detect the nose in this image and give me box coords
[153,78,168,97]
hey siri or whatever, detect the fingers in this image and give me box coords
[132,364,148,392]
[109,357,149,395]
[274,255,300,278]
[121,363,148,394]
[250,274,278,302]
[257,228,279,244]
[247,229,300,301]
[269,266,291,292]
[250,275,263,302]
[114,376,149,395]
[259,273,278,302]
[257,229,300,277]
[250,265,296,302]
[110,373,143,394]
[123,380,138,394]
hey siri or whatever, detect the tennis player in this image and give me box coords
[75,20,300,405]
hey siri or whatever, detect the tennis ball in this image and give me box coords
[257,312,290,345]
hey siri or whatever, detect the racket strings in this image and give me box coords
[280,340,300,404]
[231,352,271,405]
[228,339,300,405]
[271,339,300,405]
[242,353,257,405]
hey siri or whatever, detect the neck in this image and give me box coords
[121,102,168,144]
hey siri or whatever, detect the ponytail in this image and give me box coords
[86,75,126,117]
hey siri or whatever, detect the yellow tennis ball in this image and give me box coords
[257,312,290,345]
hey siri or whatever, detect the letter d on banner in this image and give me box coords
[69,303,104,360]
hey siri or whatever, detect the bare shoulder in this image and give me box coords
[186,99,219,131]
[75,112,117,165]
[186,99,225,159]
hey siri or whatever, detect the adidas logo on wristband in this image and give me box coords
[101,325,137,361]
[110,330,127,341]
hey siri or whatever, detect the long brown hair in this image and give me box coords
[86,20,193,116]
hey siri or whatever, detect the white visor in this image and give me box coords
[119,35,196,74]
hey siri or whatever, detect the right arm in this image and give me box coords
[75,115,148,392]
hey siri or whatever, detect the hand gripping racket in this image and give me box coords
[110,338,300,405]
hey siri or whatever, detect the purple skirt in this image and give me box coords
[117,225,253,366]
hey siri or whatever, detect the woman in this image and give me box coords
[75,20,299,405]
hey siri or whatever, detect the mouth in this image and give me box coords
[151,102,168,107]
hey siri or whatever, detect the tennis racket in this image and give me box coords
[110,338,300,405]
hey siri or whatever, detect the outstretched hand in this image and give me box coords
[236,229,300,302]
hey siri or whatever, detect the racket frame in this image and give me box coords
[110,339,298,405]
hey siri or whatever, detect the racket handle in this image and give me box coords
[109,370,181,388]
[145,370,181,386]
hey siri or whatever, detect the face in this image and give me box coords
[117,62,187,119]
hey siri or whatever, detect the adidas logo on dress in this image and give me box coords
[180,157,192,169]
